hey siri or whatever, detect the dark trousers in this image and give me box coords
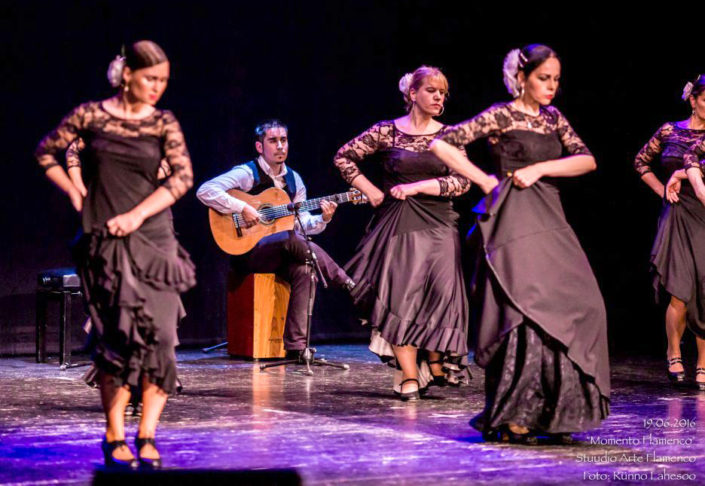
[231,231,349,350]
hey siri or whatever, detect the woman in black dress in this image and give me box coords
[635,75,705,389]
[35,41,195,468]
[430,45,610,443]
[334,66,471,401]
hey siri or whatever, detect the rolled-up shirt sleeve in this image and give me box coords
[196,165,254,214]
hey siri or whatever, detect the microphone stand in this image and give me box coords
[260,202,349,375]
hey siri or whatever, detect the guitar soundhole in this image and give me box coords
[258,203,274,225]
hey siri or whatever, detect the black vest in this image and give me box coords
[244,160,298,200]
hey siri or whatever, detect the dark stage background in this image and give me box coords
[0,1,701,356]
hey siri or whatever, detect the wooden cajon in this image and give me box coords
[227,273,290,359]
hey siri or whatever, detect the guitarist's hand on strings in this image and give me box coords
[321,200,338,222]
[241,204,261,228]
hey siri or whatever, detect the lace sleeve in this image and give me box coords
[66,137,85,170]
[683,135,705,172]
[634,124,670,176]
[436,173,471,196]
[553,107,592,156]
[334,122,391,184]
[436,105,503,147]
[434,139,471,196]
[160,111,193,200]
[34,104,86,171]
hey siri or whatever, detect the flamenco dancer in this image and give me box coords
[35,41,196,468]
[430,45,610,442]
[334,66,471,401]
[654,75,705,389]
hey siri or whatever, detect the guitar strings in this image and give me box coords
[232,192,357,225]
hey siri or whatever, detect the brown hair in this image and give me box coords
[125,40,168,70]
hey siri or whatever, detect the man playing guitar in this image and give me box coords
[197,120,355,359]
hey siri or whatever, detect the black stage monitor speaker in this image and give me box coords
[92,468,302,486]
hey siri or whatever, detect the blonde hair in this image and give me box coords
[398,65,448,112]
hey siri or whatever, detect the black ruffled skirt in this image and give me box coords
[651,183,705,337]
[470,179,610,434]
[75,220,196,394]
[478,323,608,434]
[347,197,470,382]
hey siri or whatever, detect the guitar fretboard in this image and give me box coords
[233,191,356,226]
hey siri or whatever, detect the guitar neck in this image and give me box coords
[233,191,355,226]
[295,192,354,213]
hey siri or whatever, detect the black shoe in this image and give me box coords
[482,429,501,442]
[696,368,705,391]
[285,349,304,362]
[545,433,578,445]
[667,357,686,383]
[399,378,421,401]
[135,437,162,470]
[101,437,138,470]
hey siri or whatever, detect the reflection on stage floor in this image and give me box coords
[0,345,703,484]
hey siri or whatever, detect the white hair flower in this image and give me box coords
[503,49,522,98]
[107,55,126,88]
[398,72,414,96]
[682,81,694,101]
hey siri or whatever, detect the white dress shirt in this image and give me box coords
[196,156,328,235]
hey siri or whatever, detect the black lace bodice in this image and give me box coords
[334,121,471,197]
[634,122,705,177]
[35,101,192,200]
[438,102,591,176]
[35,101,193,232]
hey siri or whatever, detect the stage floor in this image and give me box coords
[1,345,703,485]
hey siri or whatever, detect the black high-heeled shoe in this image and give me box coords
[499,424,538,445]
[135,437,162,470]
[696,368,705,392]
[101,437,138,470]
[546,433,578,445]
[667,357,686,383]
[399,378,421,401]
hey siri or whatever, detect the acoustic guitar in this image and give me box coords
[209,187,367,255]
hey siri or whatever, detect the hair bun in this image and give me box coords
[107,55,125,88]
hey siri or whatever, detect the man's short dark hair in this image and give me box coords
[255,120,288,143]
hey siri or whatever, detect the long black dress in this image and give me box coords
[635,123,705,337]
[35,101,196,394]
[335,121,472,387]
[438,103,610,434]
